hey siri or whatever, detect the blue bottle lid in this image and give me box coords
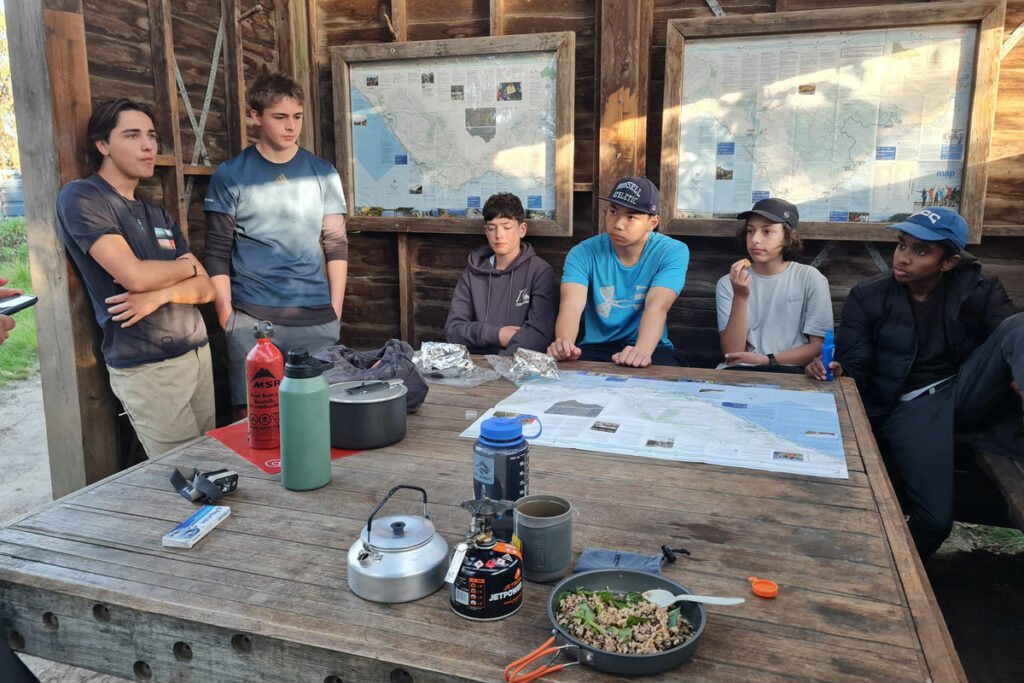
[478,415,542,447]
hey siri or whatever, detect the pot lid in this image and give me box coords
[363,513,436,550]
[330,380,408,404]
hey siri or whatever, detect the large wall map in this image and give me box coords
[349,52,558,219]
[676,24,976,223]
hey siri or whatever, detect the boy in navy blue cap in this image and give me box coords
[806,207,1024,559]
[548,176,689,367]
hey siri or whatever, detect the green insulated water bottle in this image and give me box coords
[279,348,332,491]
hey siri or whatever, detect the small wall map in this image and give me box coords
[349,52,558,219]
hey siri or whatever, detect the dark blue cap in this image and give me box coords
[600,176,660,215]
[886,207,967,251]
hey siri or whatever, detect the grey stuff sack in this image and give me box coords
[313,340,429,413]
[574,547,664,575]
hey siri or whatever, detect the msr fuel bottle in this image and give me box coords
[245,320,284,449]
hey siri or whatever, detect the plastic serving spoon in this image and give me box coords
[642,588,745,607]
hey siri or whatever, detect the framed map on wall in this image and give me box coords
[659,2,1004,243]
[331,33,575,235]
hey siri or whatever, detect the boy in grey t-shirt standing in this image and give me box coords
[204,72,348,413]
[716,198,833,372]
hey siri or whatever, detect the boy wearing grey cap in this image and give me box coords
[806,207,1024,559]
[548,176,689,367]
[717,197,833,372]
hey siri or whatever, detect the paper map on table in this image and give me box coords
[461,372,848,479]
[350,52,557,219]
[676,24,975,223]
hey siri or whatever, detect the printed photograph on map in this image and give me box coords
[773,451,804,462]
[365,76,379,86]
[451,85,464,101]
[645,438,675,448]
[497,82,523,101]
[591,422,620,434]
[409,184,423,194]
[421,72,434,85]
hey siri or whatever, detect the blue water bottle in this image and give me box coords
[473,415,542,539]
[821,329,836,382]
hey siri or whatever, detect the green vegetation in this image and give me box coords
[0,217,36,385]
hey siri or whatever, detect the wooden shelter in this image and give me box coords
[7,0,1024,497]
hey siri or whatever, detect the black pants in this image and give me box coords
[874,313,1024,560]
[577,341,683,367]
[0,641,38,683]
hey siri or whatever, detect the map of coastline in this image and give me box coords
[350,53,558,219]
[676,24,975,223]
[461,372,849,479]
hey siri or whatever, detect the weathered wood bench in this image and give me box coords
[975,448,1024,531]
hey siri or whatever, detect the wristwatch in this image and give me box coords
[766,353,779,366]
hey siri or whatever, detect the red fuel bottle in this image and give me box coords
[246,320,284,449]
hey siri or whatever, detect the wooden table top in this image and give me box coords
[0,362,964,682]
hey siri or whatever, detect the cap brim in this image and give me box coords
[599,195,657,214]
[885,221,950,244]
[737,208,789,225]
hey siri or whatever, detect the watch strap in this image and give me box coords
[767,353,778,366]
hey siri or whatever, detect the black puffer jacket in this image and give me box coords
[836,252,1016,417]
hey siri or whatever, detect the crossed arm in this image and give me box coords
[88,234,214,328]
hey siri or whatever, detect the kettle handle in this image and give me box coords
[365,485,429,539]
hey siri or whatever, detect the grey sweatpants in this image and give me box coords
[225,309,340,406]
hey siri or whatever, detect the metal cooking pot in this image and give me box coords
[329,379,407,449]
[347,485,449,603]
[505,569,706,680]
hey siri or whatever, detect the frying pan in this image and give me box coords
[504,569,706,681]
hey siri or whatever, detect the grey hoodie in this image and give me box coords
[444,242,558,355]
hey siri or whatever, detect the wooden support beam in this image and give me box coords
[147,0,188,236]
[597,0,654,219]
[274,0,295,77]
[397,234,415,344]
[385,0,413,344]
[490,0,504,36]
[8,2,120,497]
[305,0,322,155]
[222,0,248,155]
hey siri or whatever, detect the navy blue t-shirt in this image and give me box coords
[203,146,347,310]
[55,174,208,368]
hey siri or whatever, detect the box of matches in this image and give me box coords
[162,505,230,548]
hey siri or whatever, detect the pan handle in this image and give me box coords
[504,636,577,683]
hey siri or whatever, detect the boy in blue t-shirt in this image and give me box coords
[547,176,689,367]
[204,71,349,413]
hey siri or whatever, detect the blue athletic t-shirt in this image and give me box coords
[204,146,347,308]
[561,231,689,348]
[55,174,208,368]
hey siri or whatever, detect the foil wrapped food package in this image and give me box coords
[486,348,559,385]
[413,342,501,387]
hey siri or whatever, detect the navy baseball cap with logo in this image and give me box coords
[738,197,799,231]
[600,176,660,215]
[885,207,967,252]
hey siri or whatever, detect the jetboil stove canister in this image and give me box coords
[447,498,524,621]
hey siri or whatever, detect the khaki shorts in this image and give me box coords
[107,345,215,458]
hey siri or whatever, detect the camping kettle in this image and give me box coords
[347,485,450,603]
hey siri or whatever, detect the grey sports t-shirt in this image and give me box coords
[715,261,833,356]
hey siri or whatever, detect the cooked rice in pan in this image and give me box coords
[556,589,695,655]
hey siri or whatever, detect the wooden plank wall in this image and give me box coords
[314,0,1024,366]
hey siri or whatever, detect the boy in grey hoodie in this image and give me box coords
[444,193,558,355]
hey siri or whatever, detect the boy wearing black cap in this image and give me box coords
[806,207,1024,559]
[548,176,689,367]
[717,197,833,371]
